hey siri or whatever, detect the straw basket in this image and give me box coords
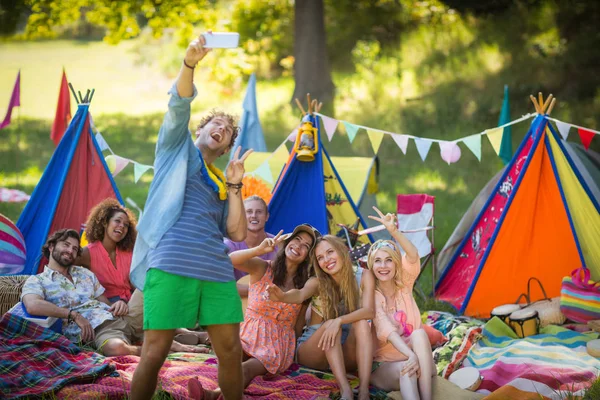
[0,275,28,315]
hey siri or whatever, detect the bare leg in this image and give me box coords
[342,320,373,400]
[296,325,332,370]
[131,329,176,400]
[324,330,353,400]
[371,361,420,400]
[206,324,243,400]
[201,357,267,399]
[101,338,141,356]
[411,329,433,400]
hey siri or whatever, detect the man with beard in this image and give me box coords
[21,229,140,356]
[225,195,278,297]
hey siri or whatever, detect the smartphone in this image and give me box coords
[202,32,240,49]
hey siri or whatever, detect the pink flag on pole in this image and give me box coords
[0,70,21,130]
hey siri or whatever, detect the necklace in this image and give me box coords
[197,149,227,200]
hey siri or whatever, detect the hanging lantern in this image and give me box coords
[294,114,319,162]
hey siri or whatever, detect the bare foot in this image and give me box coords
[187,378,221,400]
[170,341,209,353]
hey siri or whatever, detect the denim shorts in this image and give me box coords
[297,322,351,350]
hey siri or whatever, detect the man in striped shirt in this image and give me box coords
[130,34,252,400]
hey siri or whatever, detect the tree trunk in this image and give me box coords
[292,0,335,111]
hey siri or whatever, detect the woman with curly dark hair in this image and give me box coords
[77,198,138,304]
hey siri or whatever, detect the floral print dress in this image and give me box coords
[240,263,302,374]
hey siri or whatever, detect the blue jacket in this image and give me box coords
[130,84,201,290]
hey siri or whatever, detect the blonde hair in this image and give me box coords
[313,235,359,320]
[367,240,404,293]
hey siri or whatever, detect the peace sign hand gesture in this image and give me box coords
[257,230,285,256]
[368,206,398,234]
[226,147,253,184]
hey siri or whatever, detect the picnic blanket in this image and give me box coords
[423,311,485,376]
[60,353,389,399]
[464,317,600,399]
[0,313,114,399]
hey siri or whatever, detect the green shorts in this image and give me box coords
[143,268,243,330]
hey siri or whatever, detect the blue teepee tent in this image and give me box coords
[266,114,373,242]
[15,103,123,275]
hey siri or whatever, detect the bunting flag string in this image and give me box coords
[547,117,599,150]
[316,112,537,164]
[89,121,154,182]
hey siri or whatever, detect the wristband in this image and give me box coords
[183,59,196,69]
[225,182,243,189]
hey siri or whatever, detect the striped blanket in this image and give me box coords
[0,313,114,399]
[464,317,600,399]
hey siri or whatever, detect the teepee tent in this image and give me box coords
[245,151,381,236]
[16,99,123,275]
[435,113,600,317]
[263,113,375,242]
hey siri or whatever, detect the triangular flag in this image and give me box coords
[0,70,21,130]
[287,127,298,142]
[485,127,504,155]
[439,141,462,165]
[578,128,595,150]
[230,73,266,160]
[498,85,512,165]
[105,154,130,177]
[342,121,360,143]
[462,134,482,161]
[320,115,339,142]
[271,142,289,163]
[50,69,72,146]
[555,120,571,140]
[95,132,110,152]
[391,134,409,154]
[414,138,433,162]
[366,129,384,154]
[134,163,153,183]
[252,159,274,184]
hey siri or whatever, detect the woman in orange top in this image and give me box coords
[367,207,434,400]
[79,198,137,305]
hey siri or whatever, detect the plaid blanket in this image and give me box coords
[0,313,114,399]
[60,353,389,399]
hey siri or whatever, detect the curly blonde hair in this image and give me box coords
[84,198,137,251]
[312,235,360,321]
[367,240,405,293]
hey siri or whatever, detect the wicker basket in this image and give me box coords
[0,275,29,315]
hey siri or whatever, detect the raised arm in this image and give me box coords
[177,34,211,98]
[225,147,253,241]
[267,277,320,304]
[368,206,419,264]
[155,35,210,154]
[230,231,284,274]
